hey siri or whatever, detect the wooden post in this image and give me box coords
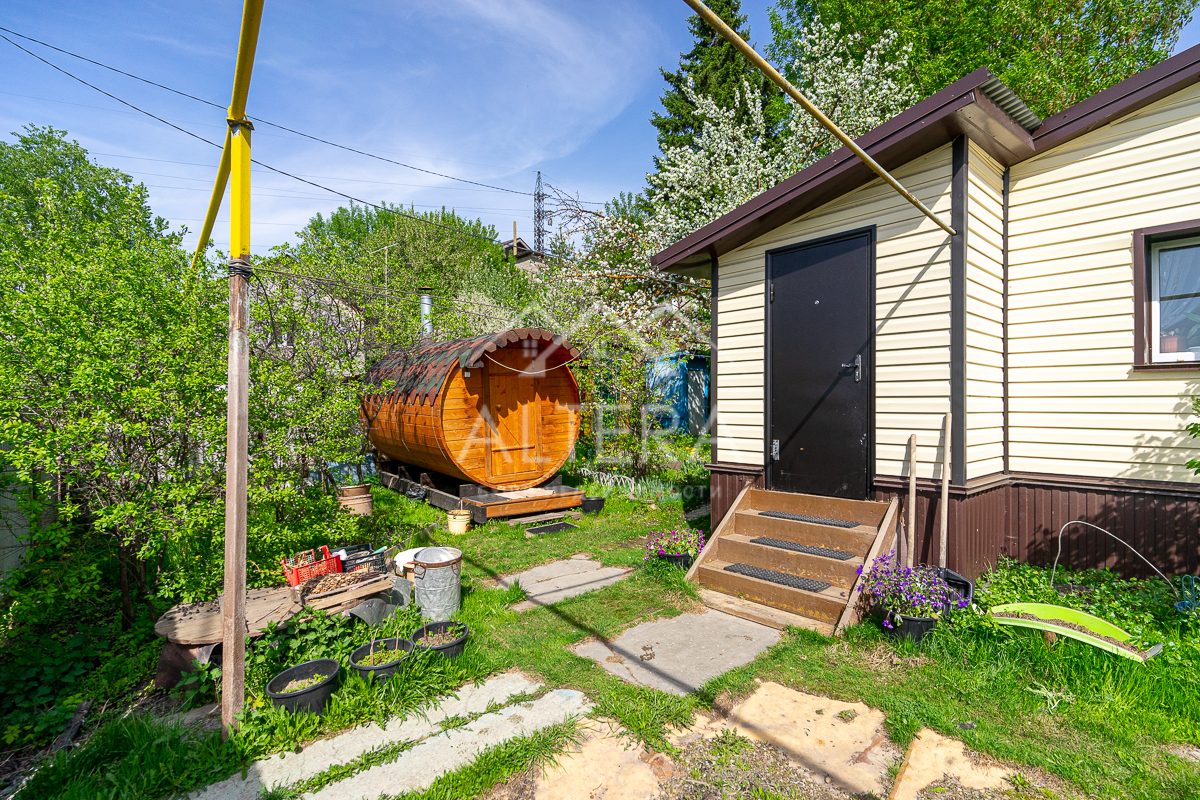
[939,412,951,570]
[907,433,916,568]
[513,221,518,255]
[221,119,252,737]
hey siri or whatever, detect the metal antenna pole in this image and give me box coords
[534,171,546,257]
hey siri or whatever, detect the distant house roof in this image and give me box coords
[502,237,539,260]
[653,44,1200,275]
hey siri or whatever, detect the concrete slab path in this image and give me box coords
[533,726,670,800]
[306,689,591,800]
[574,609,779,695]
[190,673,540,800]
[891,727,1009,800]
[498,556,630,611]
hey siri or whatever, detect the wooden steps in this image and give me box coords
[688,488,898,636]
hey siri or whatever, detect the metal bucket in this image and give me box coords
[412,546,462,621]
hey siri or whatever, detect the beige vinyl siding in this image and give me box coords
[1007,80,1200,483]
[965,142,1006,479]
[714,144,955,477]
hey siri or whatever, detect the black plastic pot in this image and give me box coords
[940,568,975,614]
[660,552,694,569]
[350,637,413,683]
[883,611,939,643]
[581,496,606,514]
[266,658,340,714]
[412,621,469,659]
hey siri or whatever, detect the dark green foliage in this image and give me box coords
[652,0,781,156]
[771,0,1198,119]
[16,716,245,800]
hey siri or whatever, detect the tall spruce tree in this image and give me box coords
[652,0,778,156]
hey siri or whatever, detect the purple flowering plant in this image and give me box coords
[643,529,705,560]
[856,550,967,627]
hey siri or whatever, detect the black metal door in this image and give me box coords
[767,229,872,498]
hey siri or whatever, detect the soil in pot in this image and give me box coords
[581,496,605,514]
[413,621,469,659]
[883,611,938,643]
[350,637,413,683]
[266,658,340,714]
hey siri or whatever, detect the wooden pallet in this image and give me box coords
[379,465,583,523]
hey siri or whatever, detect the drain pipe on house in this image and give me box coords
[679,0,956,238]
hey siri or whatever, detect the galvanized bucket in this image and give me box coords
[412,546,462,621]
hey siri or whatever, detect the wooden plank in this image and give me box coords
[477,492,584,518]
[506,510,583,526]
[733,512,878,554]
[748,489,889,526]
[835,498,898,635]
[156,586,302,646]
[686,481,753,583]
[697,561,849,621]
[716,534,862,589]
[699,588,834,636]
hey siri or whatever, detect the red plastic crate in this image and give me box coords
[282,545,343,586]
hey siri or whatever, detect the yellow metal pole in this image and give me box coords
[191,130,231,269]
[220,0,264,738]
[678,0,956,237]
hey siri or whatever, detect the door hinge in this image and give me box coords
[771,439,780,461]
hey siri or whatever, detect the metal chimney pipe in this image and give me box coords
[418,287,433,340]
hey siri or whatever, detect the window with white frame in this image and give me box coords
[1151,236,1200,363]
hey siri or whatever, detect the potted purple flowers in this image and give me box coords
[857,550,968,642]
[644,529,705,568]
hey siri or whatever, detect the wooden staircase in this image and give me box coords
[687,487,898,636]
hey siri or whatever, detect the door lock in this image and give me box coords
[771,439,780,461]
[840,354,862,383]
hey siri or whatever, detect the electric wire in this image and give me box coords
[1,31,709,291]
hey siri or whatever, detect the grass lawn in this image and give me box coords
[22,479,1200,799]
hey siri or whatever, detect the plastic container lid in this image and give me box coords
[414,546,462,567]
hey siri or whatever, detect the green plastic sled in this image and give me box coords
[989,602,1162,663]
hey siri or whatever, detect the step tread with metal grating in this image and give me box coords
[748,537,855,561]
[723,563,832,593]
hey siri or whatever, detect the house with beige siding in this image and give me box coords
[654,47,1200,580]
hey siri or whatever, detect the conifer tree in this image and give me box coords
[651,0,777,156]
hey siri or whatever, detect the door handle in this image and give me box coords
[840,354,862,383]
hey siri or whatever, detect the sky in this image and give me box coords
[2,1,1199,258]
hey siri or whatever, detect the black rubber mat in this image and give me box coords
[526,521,579,536]
[750,537,855,561]
[723,563,831,593]
[759,510,859,528]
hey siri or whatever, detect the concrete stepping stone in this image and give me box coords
[533,725,670,800]
[890,727,1009,800]
[574,609,779,695]
[686,681,900,796]
[498,556,629,611]
[305,688,592,800]
[190,673,540,800]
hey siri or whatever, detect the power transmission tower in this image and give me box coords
[534,170,546,257]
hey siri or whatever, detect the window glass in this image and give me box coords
[1153,238,1200,362]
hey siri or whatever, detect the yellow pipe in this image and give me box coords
[229,123,252,261]
[191,130,231,268]
[227,0,265,121]
[679,0,956,237]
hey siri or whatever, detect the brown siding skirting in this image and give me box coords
[874,472,1200,581]
[708,462,765,529]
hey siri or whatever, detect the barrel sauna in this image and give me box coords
[364,328,581,491]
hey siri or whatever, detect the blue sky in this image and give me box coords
[2,1,1199,256]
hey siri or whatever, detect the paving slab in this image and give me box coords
[190,673,540,800]
[534,725,669,800]
[891,728,1008,800]
[498,558,630,611]
[306,688,592,800]
[687,681,900,796]
[574,609,779,695]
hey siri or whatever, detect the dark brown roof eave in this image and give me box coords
[653,68,1034,272]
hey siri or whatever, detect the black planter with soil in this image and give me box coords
[581,496,606,515]
[266,658,340,714]
[882,611,939,643]
[350,637,413,683]
[660,552,694,569]
[941,568,975,612]
[412,621,470,659]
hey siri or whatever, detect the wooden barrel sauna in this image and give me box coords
[363,328,581,491]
